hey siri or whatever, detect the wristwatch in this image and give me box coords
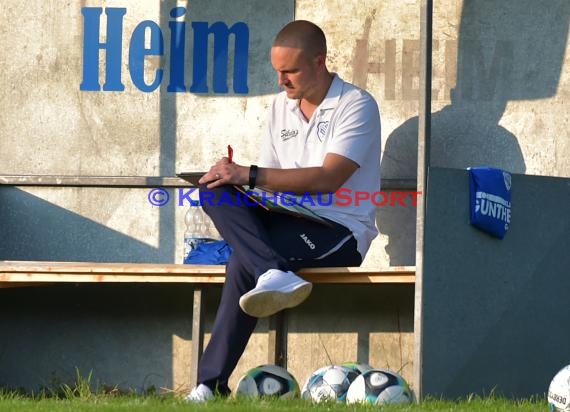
[249,165,258,189]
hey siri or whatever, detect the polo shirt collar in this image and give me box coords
[319,73,343,110]
[285,73,344,112]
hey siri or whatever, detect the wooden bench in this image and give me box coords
[0,260,415,388]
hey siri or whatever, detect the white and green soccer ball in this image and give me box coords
[548,364,570,411]
[341,361,374,375]
[346,368,414,405]
[301,365,360,402]
[235,364,299,399]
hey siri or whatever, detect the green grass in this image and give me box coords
[0,393,548,412]
[0,371,548,412]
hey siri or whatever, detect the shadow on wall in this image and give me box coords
[0,187,166,262]
[0,282,198,393]
[379,0,569,266]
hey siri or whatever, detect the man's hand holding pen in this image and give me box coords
[199,145,251,188]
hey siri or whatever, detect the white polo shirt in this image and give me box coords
[259,74,381,259]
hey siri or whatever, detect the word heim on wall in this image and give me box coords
[80,7,249,94]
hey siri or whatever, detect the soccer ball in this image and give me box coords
[346,368,414,405]
[301,365,360,402]
[341,361,374,375]
[548,364,570,411]
[235,364,299,398]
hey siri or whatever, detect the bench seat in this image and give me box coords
[0,261,415,285]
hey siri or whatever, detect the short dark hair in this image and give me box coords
[273,20,327,57]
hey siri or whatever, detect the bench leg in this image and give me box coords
[190,287,204,389]
[268,310,288,368]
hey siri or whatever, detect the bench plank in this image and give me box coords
[0,261,415,285]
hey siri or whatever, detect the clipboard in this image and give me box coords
[177,172,205,186]
[234,185,333,227]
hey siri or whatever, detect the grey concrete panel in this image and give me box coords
[420,167,570,398]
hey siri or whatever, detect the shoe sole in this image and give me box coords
[239,282,313,318]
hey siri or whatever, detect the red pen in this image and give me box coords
[227,145,233,163]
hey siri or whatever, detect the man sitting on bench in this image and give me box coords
[186,19,381,402]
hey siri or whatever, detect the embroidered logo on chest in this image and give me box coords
[281,129,298,141]
[316,121,329,141]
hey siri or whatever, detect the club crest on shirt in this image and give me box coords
[281,129,298,141]
[317,121,329,141]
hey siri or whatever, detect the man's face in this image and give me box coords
[271,46,320,100]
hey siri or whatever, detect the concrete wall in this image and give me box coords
[0,0,569,397]
[1,0,568,266]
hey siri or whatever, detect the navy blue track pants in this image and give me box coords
[196,184,362,394]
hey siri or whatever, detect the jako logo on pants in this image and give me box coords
[300,234,316,250]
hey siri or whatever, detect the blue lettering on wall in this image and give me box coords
[80,7,127,91]
[80,7,249,94]
[129,20,164,92]
[168,7,187,92]
[190,21,249,94]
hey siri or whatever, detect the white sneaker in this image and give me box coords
[185,384,213,403]
[239,269,312,318]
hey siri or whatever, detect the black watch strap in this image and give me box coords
[249,165,258,189]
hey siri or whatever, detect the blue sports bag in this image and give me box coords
[184,240,233,265]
